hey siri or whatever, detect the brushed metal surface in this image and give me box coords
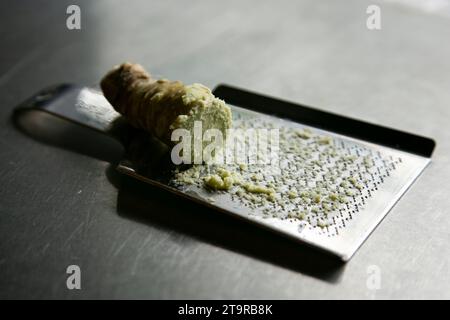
[1,0,449,299]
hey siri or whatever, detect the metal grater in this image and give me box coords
[14,84,435,261]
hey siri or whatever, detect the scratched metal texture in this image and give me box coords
[0,0,449,299]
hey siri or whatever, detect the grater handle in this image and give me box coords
[13,83,129,144]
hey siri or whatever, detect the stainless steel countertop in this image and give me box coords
[0,0,449,299]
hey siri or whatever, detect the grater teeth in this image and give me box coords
[170,106,406,238]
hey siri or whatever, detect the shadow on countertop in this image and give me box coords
[107,164,345,283]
